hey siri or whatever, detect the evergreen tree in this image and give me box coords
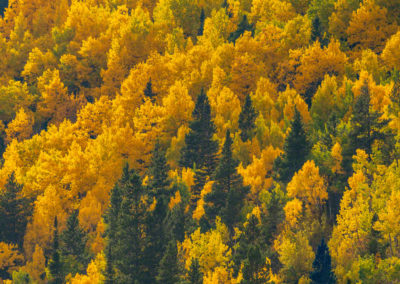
[311,16,325,45]
[343,80,393,175]
[310,239,335,284]
[0,0,7,17]
[180,89,219,209]
[60,209,88,275]
[48,217,63,284]
[239,94,258,142]
[204,130,249,232]
[188,258,203,284]
[0,173,32,247]
[144,78,156,101]
[228,15,254,43]
[156,240,181,284]
[144,142,173,282]
[104,246,114,284]
[241,245,270,284]
[104,163,149,283]
[198,8,205,36]
[274,108,310,183]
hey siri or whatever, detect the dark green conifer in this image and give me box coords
[228,15,254,43]
[310,239,336,284]
[144,142,173,282]
[0,173,32,247]
[144,78,156,101]
[188,258,203,284]
[198,8,205,36]
[204,130,249,232]
[156,240,181,284]
[48,217,63,284]
[274,108,310,182]
[60,209,88,275]
[311,16,323,43]
[104,163,149,283]
[343,80,393,175]
[180,89,219,208]
[239,94,258,142]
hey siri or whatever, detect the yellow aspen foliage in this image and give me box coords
[169,190,182,210]
[38,69,83,126]
[279,87,311,125]
[274,230,315,283]
[23,184,69,258]
[0,80,35,123]
[64,1,111,46]
[166,125,189,169]
[179,220,232,274]
[79,191,103,232]
[76,96,113,139]
[5,108,34,143]
[203,266,236,284]
[329,0,361,42]
[24,245,46,283]
[0,242,24,277]
[294,40,347,98]
[22,47,57,84]
[329,170,373,281]
[208,86,241,139]
[162,81,194,139]
[353,49,381,83]
[229,52,260,101]
[287,160,328,213]
[331,142,344,174]
[101,6,154,96]
[346,0,397,56]
[90,219,106,255]
[238,146,281,198]
[284,198,303,228]
[68,253,106,284]
[281,15,312,51]
[249,0,296,27]
[251,77,278,122]
[193,181,214,221]
[199,8,230,49]
[374,190,400,256]
[310,75,339,128]
[352,70,391,113]
[381,30,400,71]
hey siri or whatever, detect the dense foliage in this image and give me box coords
[1,0,400,283]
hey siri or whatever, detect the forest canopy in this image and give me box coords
[0,0,400,283]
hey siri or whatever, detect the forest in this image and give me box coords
[0,0,400,283]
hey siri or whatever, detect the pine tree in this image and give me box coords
[104,246,114,284]
[60,209,88,275]
[198,8,205,36]
[48,217,63,284]
[310,239,335,284]
[239,94,258,142]
[228,15,254,43]
[204,130,249,232]
[144,78,156,101]
[343,80,393,175]
[311,16,322,43]
[241,245,270,284]
[0,0,7,17]
[0,173,33,247]
[180,89,219,208]
[274,108,310,183]
[188,258,203,284]
[156,240,181,284]
[104,163,149,283]
[144,142,173,282]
